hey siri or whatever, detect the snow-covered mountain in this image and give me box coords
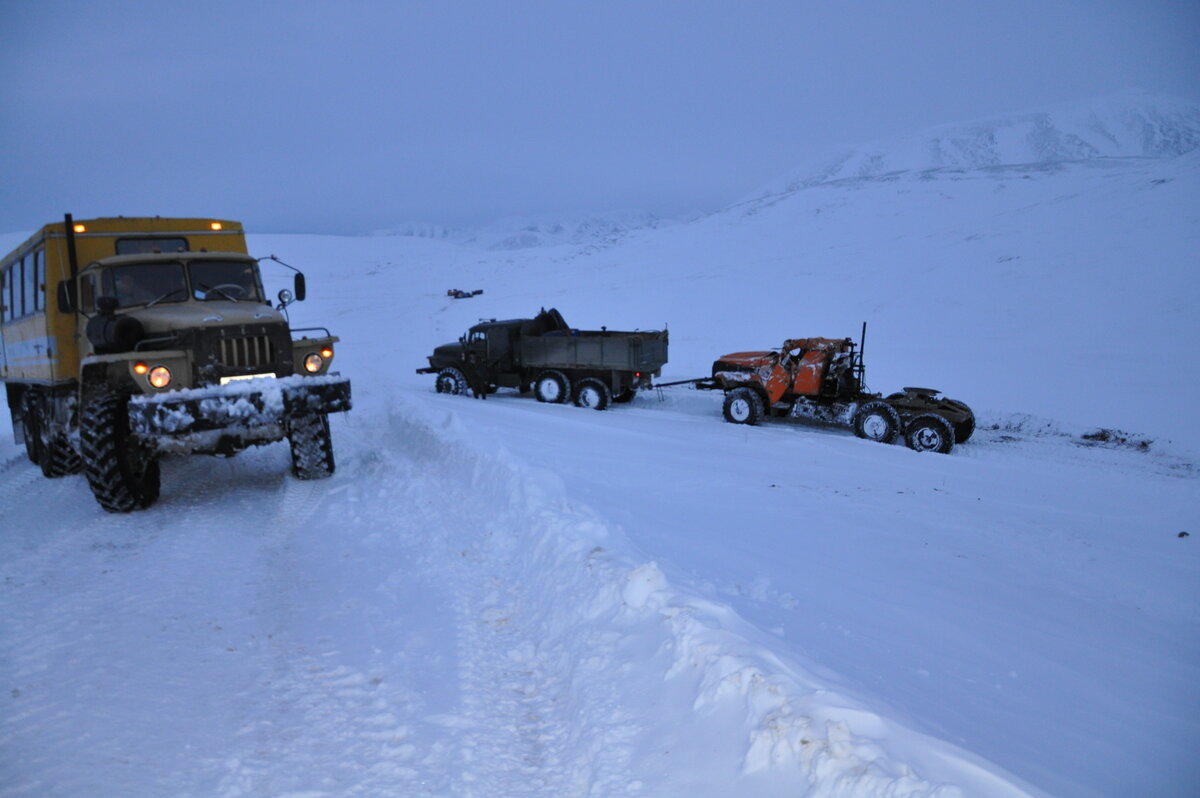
[2,94,1198,798]
[753,90,1200,198]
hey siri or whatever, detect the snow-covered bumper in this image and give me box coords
[128,374,352,437]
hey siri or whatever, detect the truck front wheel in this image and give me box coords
[435,367,468,395]
[80,391,161,512]
[287,413,336,479]
[722,387,764,425]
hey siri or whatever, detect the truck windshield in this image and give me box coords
[105,264,188,308]
[189,259,263,303]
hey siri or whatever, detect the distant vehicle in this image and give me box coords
[1,215,351,512]
[417,307,668,409]
[675,326,973,453]
[447,288,484,299]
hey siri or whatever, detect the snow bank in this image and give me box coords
[385,394,1045,796]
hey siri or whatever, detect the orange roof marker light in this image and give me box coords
[210,222,223,230]
[73,223,86,233]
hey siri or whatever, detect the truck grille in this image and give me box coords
[218,335,274,369]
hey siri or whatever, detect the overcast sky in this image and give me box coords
[2,0,1197,235]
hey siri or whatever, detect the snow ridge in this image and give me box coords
[390,394,1043,797]
[756,91,1200,198]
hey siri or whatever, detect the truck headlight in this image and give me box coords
[304,353,324,373]
[149,366,172,388]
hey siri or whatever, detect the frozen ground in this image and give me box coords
[2,95,1199,797]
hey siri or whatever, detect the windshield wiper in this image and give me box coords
[146,288,185,308]
[196,282,243,302]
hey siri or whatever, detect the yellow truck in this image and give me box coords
[1,216,351,512]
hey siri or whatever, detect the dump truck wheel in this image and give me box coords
[853,400,901,444]
[905,414,954,454]
[535,370,571,404]
[80,391,161,512]
[723,387,764,425]
[287,413,336,479]
[435,367,468,395]
[574,378,611,410]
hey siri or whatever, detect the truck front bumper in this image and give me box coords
[128,374,352,437]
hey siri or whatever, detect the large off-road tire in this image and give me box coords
[41,434,82,478]
[435,367,468,396]
[287,413,336,479]
[20,392,81,477]
[853,400,901,444]
[722,387,764,425]
[20,392,44,466]
[904,413,954,454]
[80,391,161,512]
[573,378,612,410]
[534,370,571,404]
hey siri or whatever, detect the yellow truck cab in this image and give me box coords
[1,216,351,512]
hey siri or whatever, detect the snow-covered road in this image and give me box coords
[4,384,1196,797]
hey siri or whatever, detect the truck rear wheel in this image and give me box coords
[945,400,975,443]
[573,378,611,410]
[41,434,82,478]
[287,413,336,479]
[853,400,901,444]
[80,391,161,512]
[534,370,570,404]
[20,392,44,467]
[905,414,954,454]
[722,387,764,425]
[435,367,468,395]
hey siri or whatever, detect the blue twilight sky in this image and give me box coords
[2,0,1198,234]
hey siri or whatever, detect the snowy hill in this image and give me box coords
[3,96,1199,797]
[755,91,1200,197]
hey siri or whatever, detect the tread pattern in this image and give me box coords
[80,392,161,512]
[287,413,336,479]
[41,435,83,478]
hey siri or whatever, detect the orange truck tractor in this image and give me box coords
[683,326,973,453]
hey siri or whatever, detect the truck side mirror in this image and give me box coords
[294,273,306,302]
[57,281,77,313]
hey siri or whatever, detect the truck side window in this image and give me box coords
[0,265,7,322]
[18,255,29,316]
[17,255,27,318]
[32,250,43,313]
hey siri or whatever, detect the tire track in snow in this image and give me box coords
[213,418,459,797]
[387,402,643,797]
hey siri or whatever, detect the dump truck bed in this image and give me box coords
[516,329,668,372]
